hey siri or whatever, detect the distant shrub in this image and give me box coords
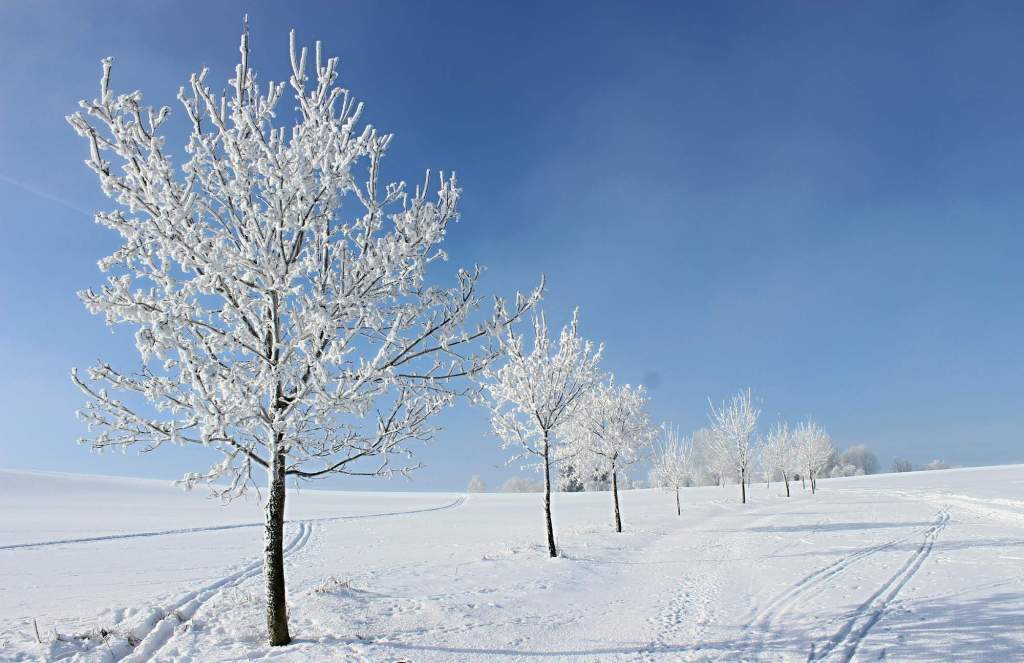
[891,458,914,473]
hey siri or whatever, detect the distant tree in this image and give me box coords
[761,421,795,497]
[467,475,487,493]
[567,377,657,532]
[556,463,585,492]
[500,476,543,493]
[840,445,879,475]
[481,310,602,557]
[66,26,539,646]
[920,459,950,471]
[689,427,718,486]
[650,424,697,515]
[891,458,914,473]
[707,389,761,503]
[557,458,610,492]
[794,421,835,494]
[829,462,861,477]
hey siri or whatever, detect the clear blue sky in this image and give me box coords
[0,1,1021,491]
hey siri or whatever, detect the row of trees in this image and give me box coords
[650,392,838,506]
[63,24,874,649]
[479,310,660,553]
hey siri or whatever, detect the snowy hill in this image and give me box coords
[1,465,1023,661]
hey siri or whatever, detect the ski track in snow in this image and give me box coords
[808,509,950,662]
[740,508,949,660]
[0,495,467,552]
[117,521,314,663]
[41,495,468,663]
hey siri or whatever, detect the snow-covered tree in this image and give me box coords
[67,26,540,646]
[689,427,718,486]
[567,378,657,532]
[650,424,696,515]
[840,444,879,475]
[891,458,914,473]
[557,459,608,492]
[481,310,602,556]
[794,421,835,494]
[829,462,861,477]
[467,475,487,493]
[707,389,761,503]
[761,421,795,497]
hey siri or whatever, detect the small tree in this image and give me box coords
[707,389,761,503]
[761,421,794,497]
[794,421,835,494]
[481,310,602,557]
[567,378,657,532]
[67,26,539,646]
[467,475,487,493]
[650,424,696,515]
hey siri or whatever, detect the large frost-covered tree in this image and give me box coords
[67,26,539,646]
[481,310,602,557]
[650,424,696,515]
[567,378,657,532]
[707,389,761,503]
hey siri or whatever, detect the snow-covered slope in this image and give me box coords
[1,466,1022,661]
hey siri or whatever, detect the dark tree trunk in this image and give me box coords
[542,431,557,557]
[741,467,746,504]
[801,474,806,490]
[675,487,681,516]
[783,471,791,497]
[612,468,622,533]
[811,473,817,494]
[264,450,290,646]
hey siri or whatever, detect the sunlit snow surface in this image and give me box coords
[1,466,1022,661]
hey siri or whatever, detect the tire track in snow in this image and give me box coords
[808,509,949,662]
[743,509,949,659]
[0,494,467,551]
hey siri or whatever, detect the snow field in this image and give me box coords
[2,465,1023,661]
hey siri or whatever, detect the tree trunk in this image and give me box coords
[801,474,806,490]
[542,431,557,557]
[741,467,746,504]
[264,451,290,646]
[783,472,791,497]
[611,468,622,533]
[675,487,681,516]
[811,473,817,494]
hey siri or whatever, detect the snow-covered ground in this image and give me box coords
[1,465,1022,662]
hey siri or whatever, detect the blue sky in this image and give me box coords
[0,1,1021,491]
